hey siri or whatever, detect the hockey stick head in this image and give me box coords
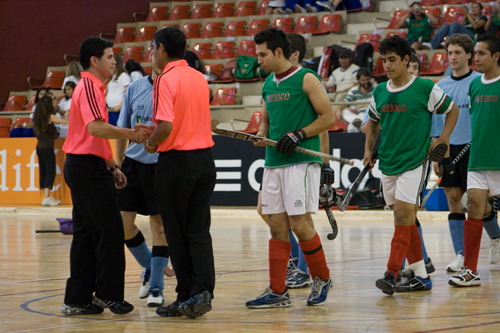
[428,143,448,162]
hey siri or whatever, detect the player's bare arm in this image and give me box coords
[302,73,335,136]
[254,103,270,147]
[363,119,380,171]
[145,120,173,153]
[429,103,459,154]
[87,119,149,143]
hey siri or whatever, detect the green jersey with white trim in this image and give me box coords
[468,74,500,171]
[368,76,453,176]
[262,67,322,168]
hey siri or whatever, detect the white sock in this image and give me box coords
[409,260,428,278]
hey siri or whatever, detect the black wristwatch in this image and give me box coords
[109,165,120,172]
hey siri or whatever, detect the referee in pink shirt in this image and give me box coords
[144,27,216,319]
[61,36,149,316]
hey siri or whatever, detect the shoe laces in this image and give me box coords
[310,277,324,297]
[489,238,500,252]
[289,269,306,279]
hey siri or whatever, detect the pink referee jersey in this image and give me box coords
[153,60,214,152]
[62,72,112,161]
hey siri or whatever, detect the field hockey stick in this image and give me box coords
[337,150,378,212]
[319,184,340,240]
[420,142,471,208]
[211,120,354,166]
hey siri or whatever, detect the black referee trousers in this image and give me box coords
[155,148,216,302]
[63,154,125,305]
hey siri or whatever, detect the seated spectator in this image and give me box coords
[408,53,422,77]
[56,81,76,138]
[266,0,285,14]
[125,59,146,82]
[315,0,371,12]
[17,88,51,137]
[485,0,500,35]
[316,0,344,12]
[106,54,131,126]
[423,2,487,50]
[278,0,324,14]
[61,61,82,90]
[333,68,373,132]
[398,2,439,50]
[324,48,359,102]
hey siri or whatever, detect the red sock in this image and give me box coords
[387,225,411,277]
[299,233,330,281]
[269,238,291,294]
[406,223,423,264]
[464,218,483,272]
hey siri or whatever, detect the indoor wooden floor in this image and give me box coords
[1,207,500,333]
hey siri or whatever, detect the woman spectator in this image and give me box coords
[266,0,285,14]
[33,95,69,206]
[61,61,82,91]
[124,59,146,82]
[56,81,76,138]
[106,54,131,126]
[398,2,439,50]
[485,0,500,35]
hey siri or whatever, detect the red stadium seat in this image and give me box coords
[257,0,270,15]
[421,52,448,75]
[246,19,269,36]
[425,7,441,27]
[191,4,213,19]
[211,87,236,105]
[204,63,223,82]
[160,24,179,29]
[212,41,235,59]
[328,120,348,132]
[416,53,428,72]
[223,21,246,37]
[231,111,262,133]
[273,17,294,33]
[25,95,36,111]
[357,33,379,52]
[213,2,234,18]
[211,60,236,83]
[0,117,11,137]
[11,117,31,129]
[122,46,144,63]
[234,1,257,16]
[135,26,156,42]
[386,32,407,39]
[27,71,65,89]
[293,16,317,34]
[314,14,341,35]
[440,7,464,26]
[142,48,152,62]
[379,10,408,29]
[182,23,201,39]
[112,47,122,55]
[201,22,224,38]
[145,7,168,21]
[193,43,213,60]
[2,95,26,111]
[168,5,190,20]
[237,40,257,57]
[372,56,385,77]
[114,27,136,43]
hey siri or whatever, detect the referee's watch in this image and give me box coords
[109,165,120,172]
[145,140,157,149]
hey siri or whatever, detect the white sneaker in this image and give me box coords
[42,197,60,207]
[295,4,307,13]
[306,4,318,12]
[489,238,500,264]
[147,290,164,307]
[446,253,465,272]
[316,1,337,12]
[138,270,151,299]
[361,0,371,10]
[422,42,433,50]
[449,267,481,287]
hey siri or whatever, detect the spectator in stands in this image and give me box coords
[106,54,131,126]
[266,0,285,14]
[324,48,359,102]
[315,0,344,12]
[278,0,324,14]
[62,61,83,90]
[423,2,487,50]
[398,2,439,50]
[32,95,68,206]
[56,81,76,138]
[125,59,146,82]
[408,53,422,77]
[485,0,500,35]
[315,0,371,12]
[333,67,373,132]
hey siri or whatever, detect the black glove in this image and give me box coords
[321,164,335,184]
[428,143,448,162]
[275,129,307,156]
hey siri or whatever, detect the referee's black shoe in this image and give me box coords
[177,290,212,319]
[376,272,396,295]
[156,300,182,317]
[92,295,134,314]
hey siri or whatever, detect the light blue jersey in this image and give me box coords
[431,70,480,144]
[117,75,158,164]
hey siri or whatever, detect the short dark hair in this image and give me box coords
[356,67,372,81]
[445,34,475,66]
[153,27,186,60]
[476,33,500,66]
[254,28,291,59]
[64,81,77,90]
[287,33,306,63]
[79,36,114,70]
[379,35,412,63]
[409,53,421,74]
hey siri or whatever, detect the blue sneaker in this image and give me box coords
[307,277,333,306]
[246,288,292,309]
[395,271,432,292]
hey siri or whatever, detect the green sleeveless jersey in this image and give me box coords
[262,67,322,168]
[368,76,453,176]
[407,16,432,42]
[468,74,500,171]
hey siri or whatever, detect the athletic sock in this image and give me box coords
[269,238,291,294]
[407,224,424,263]
[448,213,466,255]
[124,230,152,270]
[415,218,430,264]
[387,225,411,277]
[149,246,169,291]
[464,218,483,272]
[409,260,428,278]
[296,246,309,273]
[483,209,500,240]
[299,233,330,281]
[289,230,299,259]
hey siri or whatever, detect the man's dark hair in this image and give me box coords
[379,35,412,64]
[476,33,500,66]
[445,34,475,66]
[254,28,291,59]
[356,67,372,81]
[153,27,186,60]
[79,36,114,70]
[287,33,306,63]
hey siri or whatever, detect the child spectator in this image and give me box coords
[56,81,75,138]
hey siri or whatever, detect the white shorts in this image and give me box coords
[382,164,429,206]
[261,163,320,215]
[467,171,500,196]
